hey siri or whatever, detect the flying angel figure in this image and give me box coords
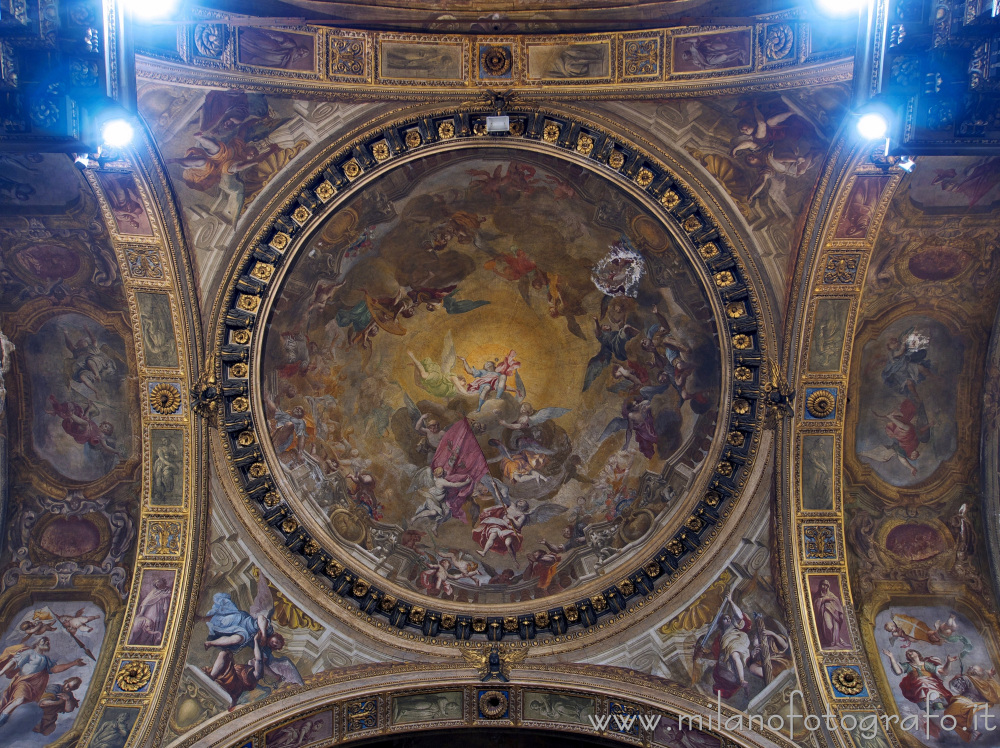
[408,466,472,531]
[204,575,304,689]
[597,396,657,459]
[498,402,570,454]
[474,477,567,562]
[583,318,638,391]
[487,439,549,484]
[57,609,102,637]
[408,332,470,400]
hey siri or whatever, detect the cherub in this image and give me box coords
[57,609,101,636]
[17,613,57,643]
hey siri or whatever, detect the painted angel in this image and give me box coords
[474,479,567,563]
[498,402,570,454]
[458,349,520,411]
[62,327,123,398]
[57,609,101,637]
[408,332,470,399]
[597,395,657,459]
[408,467,472,531]
[583,318,638,391]
[203,576,304,690]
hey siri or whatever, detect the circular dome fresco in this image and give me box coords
[215,111,766,642]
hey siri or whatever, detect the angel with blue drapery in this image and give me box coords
[203,575,303,707]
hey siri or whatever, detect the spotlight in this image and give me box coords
[101,118,134,148]
[814,0,867,16]
[124,0,180,21]
[898,156,916,172]
[856,112,889,140]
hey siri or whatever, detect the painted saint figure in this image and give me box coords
[0,637,86,726]
[129,577,172,646]
[812,579,851,648]
[459,350,520,411]
[33,677,82,735]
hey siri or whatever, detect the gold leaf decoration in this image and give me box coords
[150,383,181,415]
[831,666,865,695]
[116,661,152,692]
[806,389,837,418]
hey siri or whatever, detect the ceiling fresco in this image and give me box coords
[136,84,389,312]
[597,82,850,308]
[260,146,722,605]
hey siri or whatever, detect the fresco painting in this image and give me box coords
[194,572,312,710]
[156,90,310,225]
[672,31,751,73]
[150,429,184,506]
[380,42,463,79]
[684,91,841,225]
[649,523,794,713]
[89,707,139,748]
[265,710,333,748]
[855,316,962,487]
[24,313,131,482]
[0,154,83,212]
[128,569,176,646]
[0,601,105,747]
[842,712,893,748]
[95,171,154,236]
[835,176,891,239]
[801,435,834,510]
[808,575,852,650]
[522,692,595,724]
[135,292,179,369]
[238,28,315,71]
[262,148,721,605]
[875,606,999,746]
[907,156,1000,212]
[526,43,609,79]
[809,298,850,372]
[391,691,462,723]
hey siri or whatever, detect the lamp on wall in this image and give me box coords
[856,111,889,140]
[101,118,135,148]
[122,0,180,21]
[814,0,867,16]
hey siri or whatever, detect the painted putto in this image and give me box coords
[261,148,721,605]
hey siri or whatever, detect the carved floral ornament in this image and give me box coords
[208,108,773,646]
